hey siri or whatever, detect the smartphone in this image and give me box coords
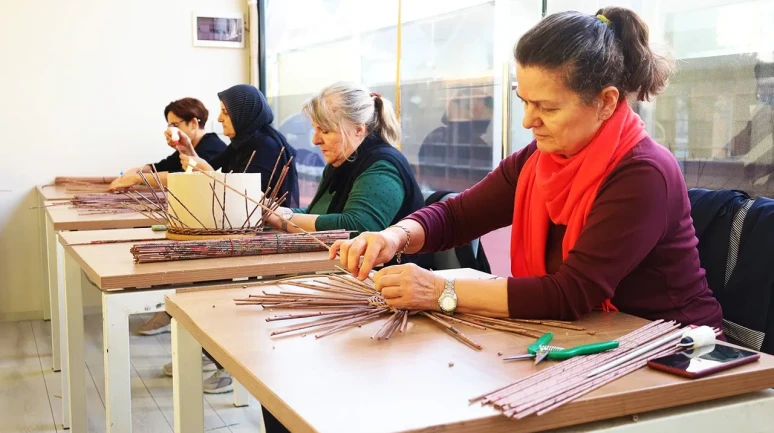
[647,344,760,379]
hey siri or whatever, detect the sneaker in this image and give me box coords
[162,354,217,377]
[203,370,233,394]
[137,312,171,335]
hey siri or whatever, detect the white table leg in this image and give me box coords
[228,279,250,408]
[39,194,51,321]
[101,288,174,433]
[63,246,85,431]
[172,318,204,433]
[46,216,61,371]
[103,291,132,433]
[233,381,249,407]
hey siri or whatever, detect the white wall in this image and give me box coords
[0,0,250,321]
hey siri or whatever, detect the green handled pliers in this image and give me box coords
[503,332,619,365]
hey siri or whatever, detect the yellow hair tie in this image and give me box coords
[596,14,611,26]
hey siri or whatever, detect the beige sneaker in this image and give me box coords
[203,370,233,394]
[137,312,171,335]
[162,354,216,377]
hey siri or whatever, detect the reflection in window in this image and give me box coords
[414,86,494,192]
[265,0,500,202]
[655,1,774,196]
[399,2,496,193]
[546,1,774,197]
[264,0,774,201]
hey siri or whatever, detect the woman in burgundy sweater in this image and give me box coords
[332,7,723,328]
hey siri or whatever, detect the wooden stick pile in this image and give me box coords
[235,274,588,350]
[55,176,118,185]
[56,178,150,194]
[470,320,713,419]
[69,192,167,215]
[130,230,350,263]
[239,273,391,339]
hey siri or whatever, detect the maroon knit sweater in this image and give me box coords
[408,138,723,328]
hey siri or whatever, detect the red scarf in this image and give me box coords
[510,102,647,312]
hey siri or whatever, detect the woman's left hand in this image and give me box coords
[264,206,290,229]
[373,264,445,311]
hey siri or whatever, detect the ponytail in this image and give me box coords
[598,7,675,101]
[371,95,402,147]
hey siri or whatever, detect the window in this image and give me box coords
[542,0,774,197]
[264,0,774,201]
[263,0,539,205]
[264,0,399,206]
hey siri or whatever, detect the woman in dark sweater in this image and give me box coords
[263,82,424,241]
[177,84,300,207]
[110,98,226,191]
[333,8,723,329]
[260,82,427,433]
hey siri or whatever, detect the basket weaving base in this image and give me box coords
[165,226,262,241]
[164,232,258,241]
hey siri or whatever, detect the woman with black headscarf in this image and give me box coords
[160,85,300,394]
[175,84,300,207]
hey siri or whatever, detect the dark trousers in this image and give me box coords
[202,349,223,370]
[164,313,223,370]
[261,406,291,433]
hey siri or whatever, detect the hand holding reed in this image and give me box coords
[374,264,444,311]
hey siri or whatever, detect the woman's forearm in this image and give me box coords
[134,171,168,187]
[387,219,426,254]
[453,278,510,318]
[282,213,319,233]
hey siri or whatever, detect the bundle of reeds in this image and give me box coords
[69,192,167,215]
[130,230,351,263]
[471,320,722,420]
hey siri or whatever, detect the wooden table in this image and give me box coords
[35,182,133,326]
[41,201,156,380]
[60,228,337,433]
[36,186,76,323]
[166,269,774,433]
[37,184,76,201]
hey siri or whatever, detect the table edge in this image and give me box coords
[165,291,774,433]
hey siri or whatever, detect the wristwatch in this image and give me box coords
[438,278,458,315]
[278,208,293,231]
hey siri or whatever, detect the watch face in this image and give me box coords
[440,295,456,312]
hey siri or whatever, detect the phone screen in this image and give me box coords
[650,345,758,374]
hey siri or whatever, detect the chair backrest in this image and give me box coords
[688,188,774,354]
[422,191,491,273]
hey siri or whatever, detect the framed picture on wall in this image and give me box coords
[192,12,245,48]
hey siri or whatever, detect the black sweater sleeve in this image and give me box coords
[195,133,228,163]
[149,151,182,173]
[207,135,299,206]
[148,133,226,173]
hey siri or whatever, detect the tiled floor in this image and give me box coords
[0,314,263,433]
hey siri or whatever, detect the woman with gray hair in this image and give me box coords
[264,82,425,260]
[262,83,428,432]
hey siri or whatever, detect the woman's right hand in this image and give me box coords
[164,129,177,149]
[329,228,406,280]
[109,173,139,191]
